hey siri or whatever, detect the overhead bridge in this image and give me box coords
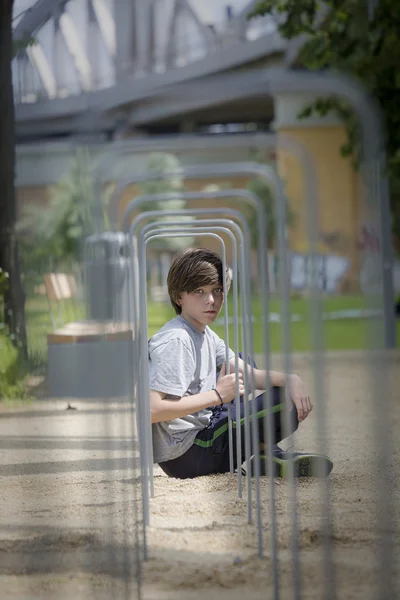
[12,0,289,140]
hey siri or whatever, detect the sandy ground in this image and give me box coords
[0,351,399,600]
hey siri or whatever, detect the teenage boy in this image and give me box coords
[148,248,333,479]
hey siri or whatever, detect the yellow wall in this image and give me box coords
[276,126,362,292]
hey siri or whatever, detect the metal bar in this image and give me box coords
[104,67,392,595]
[139,226,263,558]
[127,201,261,554]
[141,221,264,553]
[125,190,273,540]
[273,158,301,597]
[123,181,288,579]
[132,210,251,502]
[139,228,229,501]
[143,227,232,464]
[130,208,255,519]
[140,218,242,479]
[267,66,396,598]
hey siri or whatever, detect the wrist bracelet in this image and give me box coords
[213,387,224,406]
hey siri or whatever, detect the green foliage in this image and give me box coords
[249,0,400,247]
[18,147,109,268]
[0,329,30,402]
[12,35,36,58]
[0,268,30,401]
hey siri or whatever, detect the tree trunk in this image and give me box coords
[0,0,27,358]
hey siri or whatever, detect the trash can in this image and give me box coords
[83,232,134,322]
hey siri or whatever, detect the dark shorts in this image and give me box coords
[158,387,299,479]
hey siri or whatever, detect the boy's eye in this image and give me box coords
[215,287,223,294]
[194,289,203,294]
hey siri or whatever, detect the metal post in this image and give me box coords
[122,180,297,581]
[125,197,268,532]
[128,207,256,530]
[142,223,265,558]
[141,219,241,481]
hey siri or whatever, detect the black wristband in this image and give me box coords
[213,387,224,406]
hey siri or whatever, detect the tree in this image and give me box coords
[249,0,400,250]
[0,0,27,356]
[18,148,110,268]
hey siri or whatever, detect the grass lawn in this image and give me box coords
[147,295,400,353]
[22,294,399,373]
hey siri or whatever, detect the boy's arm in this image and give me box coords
[229,356,313,423]
[228,356,284,388]
[150,389,221,424]
[150,367,244,424]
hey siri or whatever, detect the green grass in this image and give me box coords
[147,294,400,352]
[0,331,32,401]
[22,294,399,370]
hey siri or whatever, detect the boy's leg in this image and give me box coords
[234,355,332,477]
[241,388,333,477]
[158,406,233,478]
[233,386,299,461]
[237,390,333,478]
[267,446,334,478]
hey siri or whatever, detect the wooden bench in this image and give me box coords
[43,273,79,331]
[43,274,136,399]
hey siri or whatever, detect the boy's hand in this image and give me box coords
[285,374,313,422]
[216,363,245,403]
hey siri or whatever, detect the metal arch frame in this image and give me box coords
[101,67,395,353]
[98,62,395,589]
[127,206,256,517]
[124,185,298,590]
[109,149,346,597]
[134,215,263,563]
[139,219,245,492]
[138,228,231,563]
[84,65,392,598]
[138,214,299,565]
[141,226,234,471]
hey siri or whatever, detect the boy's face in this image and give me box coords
[178,283,224,331]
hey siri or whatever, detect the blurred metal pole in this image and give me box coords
[123,175,302,589]
[127,202,257,527]
[141,219,240,477]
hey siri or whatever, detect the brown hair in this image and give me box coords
[167,247,230,315]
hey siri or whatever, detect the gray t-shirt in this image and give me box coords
[148,315,234,463]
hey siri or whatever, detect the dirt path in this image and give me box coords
[1,351,399,599]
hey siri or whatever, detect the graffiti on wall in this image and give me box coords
[269,253,350,294]
[290,253,350,293]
